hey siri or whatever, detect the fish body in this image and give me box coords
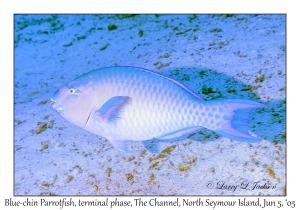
[51,66,265,151]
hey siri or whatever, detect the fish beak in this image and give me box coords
[50,98,64,116]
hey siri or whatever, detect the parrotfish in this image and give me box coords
[51,66,265,151]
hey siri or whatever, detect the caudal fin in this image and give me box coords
[214,99,266,143]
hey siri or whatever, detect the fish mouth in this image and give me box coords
[51,98,64,115]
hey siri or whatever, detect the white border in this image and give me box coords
[1,0,298,209]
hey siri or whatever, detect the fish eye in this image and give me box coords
[69,88,75,94]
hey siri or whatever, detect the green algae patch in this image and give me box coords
[181,74,190,81]
[138,30,144,37]
[149,161,159,170]
[227,89,237,93]
[66,176,73,183]
[198,70,207,78]
[202,86,215,95]
[160,145,176,155]
[176,28,191,35]
[31,91,40,96]
[108,24,117,31]
[158,53,171,59]
[77,35,86,40]
[34,119,55,134]
[153,61,171,69]
[150,173,155,181]
[126,174,134,182]
[35,123,47,134]
[178,164,191,172]
[38,100,48,105]
[41,183,50,188]
[106,167,112,177]
[210,28,222,32]
[149,145,176,162]
[128,156,135,161]
[39,142,49,152]
[63,42,73,47]
[188,14,197,22]
[37,30,49,35]
[281,133,286,141]
[177,157,198,172]
[225,14,235,18]
[267,168,276,178]
[100,43,109,51]
[188,157,197,164]
[139,150,147,158]
[255,75,265,83]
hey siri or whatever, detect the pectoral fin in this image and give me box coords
[94,96,132,125]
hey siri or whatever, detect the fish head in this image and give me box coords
[51,78,98,128]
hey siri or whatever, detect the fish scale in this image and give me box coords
[51,66,265,151]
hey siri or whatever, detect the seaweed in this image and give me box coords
[88,27,96,33]
[210,28,222,32]
[149,162,159,170]
[37,30,49,35]
[255,75,265,83]
[77,35,86,40]
[138,30,144,37]
[31,91,40,96]
[181,74,190,81]
[41,183,50,188]
[39,143,48,152]
[108,24,117,31]
[225,14,235,18]
[63,42,72,47]
[176,29,192,35]
[158,53,170,59]
[35,123,47,134]
[150,173,155,180]
[267,168,276,178]
[178,164,191,172]
[126,174,134,181]
[38,100,48,106]
[106,168,112,177]
[100,43,109,51]
[188,14,197,22]
[66,176,73,183]
[227,89,236,93]
[202,86,215,95]
[149,145,176,161]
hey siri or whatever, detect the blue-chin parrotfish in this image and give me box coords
[51,66,265,152]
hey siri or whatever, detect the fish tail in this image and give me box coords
[212,99,266,143]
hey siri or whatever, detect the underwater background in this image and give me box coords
[14,14,286,195]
